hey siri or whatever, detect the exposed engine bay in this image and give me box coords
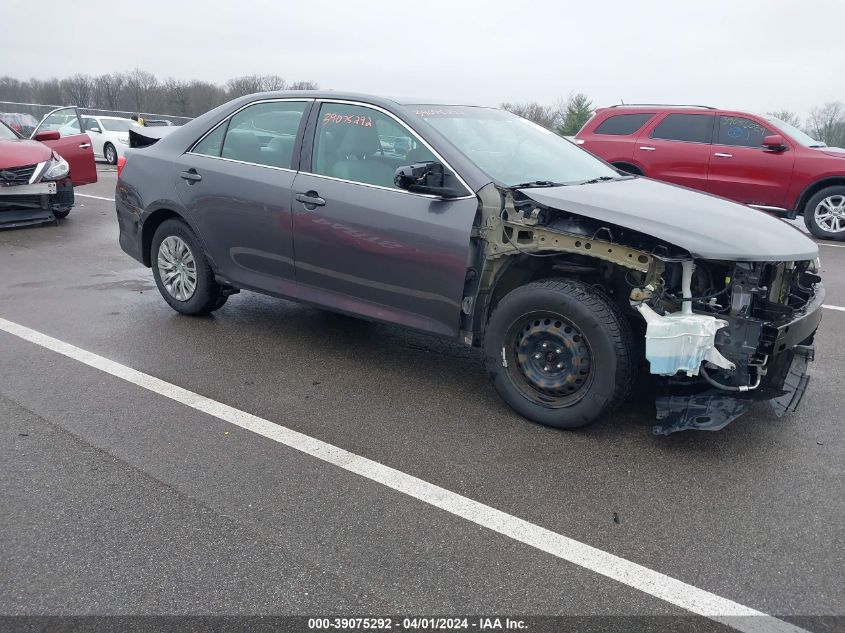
[462,183,824,434]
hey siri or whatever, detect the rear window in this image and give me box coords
[651,113,714,143]
[594,113,654,136]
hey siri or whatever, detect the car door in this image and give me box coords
[635,112,715,191]
[291,100,478,338]
[30,107,97,186]
[83,117,106,159]
[175,98,312,295]
[705,114,795,208]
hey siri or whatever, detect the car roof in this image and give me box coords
[239,90,488,108]
[596,105,764,118]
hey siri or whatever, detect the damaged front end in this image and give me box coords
[462,183,823,434]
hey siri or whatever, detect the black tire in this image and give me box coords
[103,143,117,165]
[804,186,845,241]
[484,279,634,429]
[53,209,70,219]
[150,218,224,315]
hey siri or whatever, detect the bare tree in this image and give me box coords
[95,72,125,110]
[226,74,287,98]
[0,76,30,102]
[289,80,319,90]
[187,80,227,116]
[766,110,803,128]
[162,78,191,116]
[60,74,94,108]
[500,101,559,130]
[29,78,62,105]
[807,102,845,146]
[126,68,158,112]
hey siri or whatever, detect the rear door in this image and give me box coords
[635,112,714,191]
[705,114,794,208]
[175,98,312,295]
[290,100,478,338]
[31,107,97,185]
[578,111,655,169]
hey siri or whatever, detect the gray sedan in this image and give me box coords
[116,92,823,434]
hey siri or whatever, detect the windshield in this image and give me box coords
[411,106,620,186]
[0,121,19,140]
[763,115,826,148]
[101,119,132,132]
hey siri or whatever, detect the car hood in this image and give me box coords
[520,177,818,262]
[0,138,52,169]
[818,146,845,158]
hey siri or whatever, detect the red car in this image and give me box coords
[0,106,97,228]
[575,105,845,240]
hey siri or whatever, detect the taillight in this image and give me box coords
[116,155,127,177]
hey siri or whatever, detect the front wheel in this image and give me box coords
[150,219,225,315]
[103,143,117,165]
[484,279,634,429]
[804,186,845,241]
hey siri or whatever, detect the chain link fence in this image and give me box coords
[0,101,193,136]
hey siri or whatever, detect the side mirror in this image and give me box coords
[394,162,464,198]
[33,130,61,141]
[89,126,102,134]
[762,134,787,152]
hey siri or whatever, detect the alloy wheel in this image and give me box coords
[157,235,197,301]
[814,195,845,233]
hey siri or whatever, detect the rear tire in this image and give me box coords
[483,279,634,429]
[53,209,70,219]
[151,219,224,315]
[804,186,845,241]
[104,143,117,165]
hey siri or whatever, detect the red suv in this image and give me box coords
[575,105,845,240]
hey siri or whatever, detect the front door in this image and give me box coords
[175,99,311,296]
[635,112,715,191]
[292,101,478,338]
[31,107,97,186]
[705,115,795,208]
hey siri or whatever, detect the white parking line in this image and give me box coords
[819,242,845,248]
[0,316,808,633]
[823,304,845,312]
[77,193,115,202]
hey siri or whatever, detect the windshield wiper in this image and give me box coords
[809,144,828,148]
[511,180,566,188]
[577,176,620,185]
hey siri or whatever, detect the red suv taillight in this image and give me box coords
[116,155,127,178]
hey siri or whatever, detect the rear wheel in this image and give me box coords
[151,219,225,315]
[804,186,845,241]
[53,209,70,219]
[103,143,117,165]
[484,279,634,429]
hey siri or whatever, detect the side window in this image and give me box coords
[651,113,714,144]
[312,103,436,189]
[214,101,307,168]
[594,113,654,136]
[83,118,97,132]
[717,116,770,148]
[192,124,226,158]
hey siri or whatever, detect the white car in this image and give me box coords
[58,115,133,164]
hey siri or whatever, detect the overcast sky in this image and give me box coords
[4,0,843,117]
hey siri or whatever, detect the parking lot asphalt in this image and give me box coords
[1,167,843,631]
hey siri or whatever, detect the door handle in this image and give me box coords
[714,152,733,158]
[295,192,326,209]
[639,146,656,151]
[79,143,92,149]
[180,169,202,183]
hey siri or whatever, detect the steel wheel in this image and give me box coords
[157,235,197,301]
[507,312,593,407]
[814,195,845,233]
